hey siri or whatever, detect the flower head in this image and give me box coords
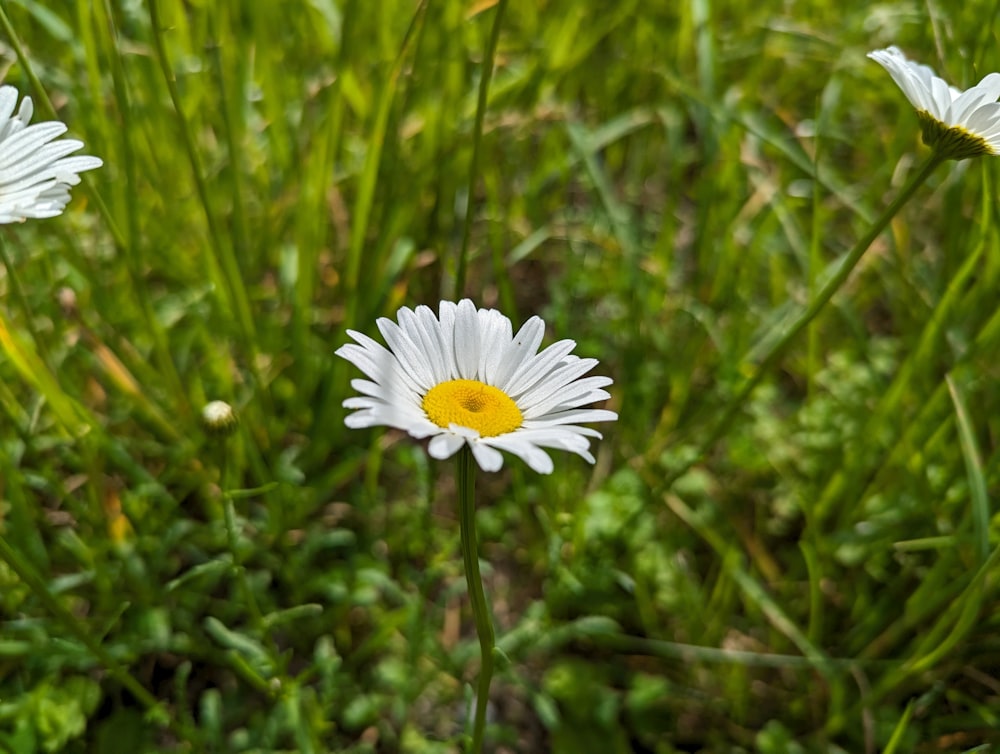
[201,400,238,436]
[336,299,617,474]
[868,46,1000,160]
[0,85,102,223]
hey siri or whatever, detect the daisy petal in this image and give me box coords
[470,441,505,472]
[481,435,554,473]
[453,299,482,379]
[428,433,466,460]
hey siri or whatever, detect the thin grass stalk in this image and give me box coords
[454,0,508,300]
[291,74,336,369]
[945,374,990,564]
[313,1,431,455]
[343,0,430,330]
[98,0,190,411]
[207,6,252,300]
[146,0,259,360]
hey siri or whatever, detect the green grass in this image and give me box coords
[2,0,1000,751]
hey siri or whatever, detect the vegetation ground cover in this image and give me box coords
[1,1,999,752]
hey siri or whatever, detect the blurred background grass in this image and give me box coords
[1,0,1000,751]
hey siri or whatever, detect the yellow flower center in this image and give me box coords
[422,379,523,437]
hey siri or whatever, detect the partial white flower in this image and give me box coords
[868,46,1000,159]
[336,299,617,474]
[0,85,103,223]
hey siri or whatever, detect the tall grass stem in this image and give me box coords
[454,0,508,300]
[146,0,259,364]
[99,0,189,410]
[343,0,430,330]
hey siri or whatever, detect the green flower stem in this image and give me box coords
[457,446,494,754]
[0,534,172,727]
[454,0,508,299]
[655,150,945,487]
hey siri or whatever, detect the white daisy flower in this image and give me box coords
[336,299,617,474]
[0,85,103,223]
[868,46,1000,160]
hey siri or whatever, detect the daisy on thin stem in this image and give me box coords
[337,299,616,753]
[0,85,102,223]
[869,46,1000,160]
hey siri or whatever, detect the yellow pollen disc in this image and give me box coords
[422,379,523,437]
